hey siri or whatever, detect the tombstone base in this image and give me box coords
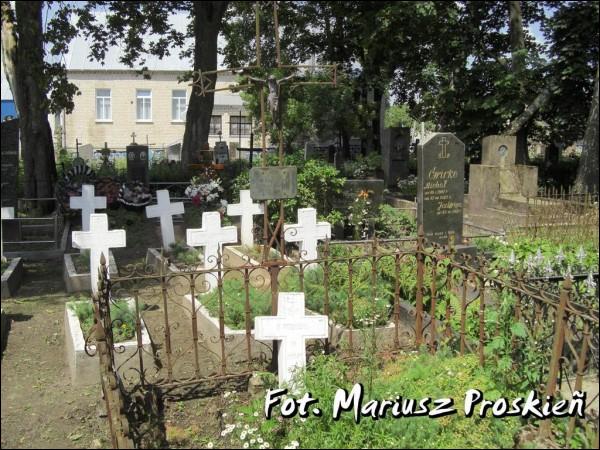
[1,257,24,298]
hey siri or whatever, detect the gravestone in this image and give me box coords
[303,141,317,160]
[69,184,107,232]
[71,214,126,294]
[145,190,184,249]
[126,135,149,184]
[78,144,94,162]
[468,135,538,214]
[186,211,238,291]
[382,127,411,188]
[166,143,181,162]
[214,142,229,164]
[349,137,362,157]
[227,189,264,247]
[1,118,19,208]
[283,208,331,263]
[254,292,328,391]
[417,133,465,245]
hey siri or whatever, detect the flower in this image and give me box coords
[207,442,214,449]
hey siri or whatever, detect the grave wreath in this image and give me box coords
[118,181,153,210]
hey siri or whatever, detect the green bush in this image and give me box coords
[374,204,417,238]
[68,298,138,343]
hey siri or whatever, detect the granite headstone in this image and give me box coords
[417,133,465,245]
[126,144,149,184]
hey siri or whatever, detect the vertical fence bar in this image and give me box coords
[393,252,401,349]
[217,261,227,376]
[133,288,145,386]
[429,257,437,353]
[244,267,252,369]
[415,226,425,346]
[460,272,468,356]
[323,239,331,354]
[566,322,590,444]
[347,260,354,354]
[160,267,173,382]
[478,275,486,367]
[189,274,201,379]
[539,278,570,438]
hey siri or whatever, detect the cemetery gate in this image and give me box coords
[89,230,598,448]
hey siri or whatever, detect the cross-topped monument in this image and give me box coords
[72,214,126,294]
[227,189,264,247]
[70,184,107,232]
[283,208,331,262]
[255,292,328,391]
[186,211,238,291]
[145,190,185,249]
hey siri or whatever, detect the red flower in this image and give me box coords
[192,194,202,206]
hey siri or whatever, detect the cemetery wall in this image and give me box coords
[61,71,252,151]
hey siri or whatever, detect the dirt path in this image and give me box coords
[1,260,109,449]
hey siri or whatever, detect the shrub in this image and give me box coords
[68,298,139,343]
[374,204,416,238]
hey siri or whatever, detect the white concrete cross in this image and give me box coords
[283,208,331,262]
[72,214,126,294]
[186,211,238,291]
[1,206,15,261]
[145,189,184,249]
[70,184,107,232]
[226,190,263,247]
[255,292,328,391]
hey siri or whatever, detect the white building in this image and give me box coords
[57,15,253,158]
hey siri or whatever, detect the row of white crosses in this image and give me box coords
[67,185,329,389]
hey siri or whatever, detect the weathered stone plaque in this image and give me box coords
[417,133,464,245]
[250,166,297,200]
[126,144,149,184]
[1,119,19,208]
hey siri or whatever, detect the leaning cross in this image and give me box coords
[146,190,184,249]
[438,136,450,159]
[1,206,15,262]
[255,292,328,391]
[186,211,238,291]
[227,190,264,247]
[283,208,331,262]
[72,213,126,294]
[70,184,107,232]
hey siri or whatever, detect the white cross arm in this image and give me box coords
[255,316,328,340]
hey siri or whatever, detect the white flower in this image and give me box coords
[253,411,259,417]
[243,443,249,449]
[207,443,214,449]
[240,431,247,440]
[257,437,263,443]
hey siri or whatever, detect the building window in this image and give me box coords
[230,115,251,136]
[209,115,222,135]
[136,89,152,121]
[172,90,187,121]
[96,89,111,121]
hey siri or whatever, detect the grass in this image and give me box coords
[67,297,138,343]
[167,240,203,267]
[195,352,524,449]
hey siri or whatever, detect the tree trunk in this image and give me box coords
[574,67,599,193]
[505,87,553,135]
[509,0,528,164]
[2,1,56,204]
[181,1,228,167]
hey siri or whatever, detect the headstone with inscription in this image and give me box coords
[126,133,149,185]
[1,119,19,208]
[249,166,297,201]
[417,133,465,245]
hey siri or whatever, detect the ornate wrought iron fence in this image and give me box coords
[90,229,598,448]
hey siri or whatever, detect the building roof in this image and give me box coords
[65,12,227,72]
